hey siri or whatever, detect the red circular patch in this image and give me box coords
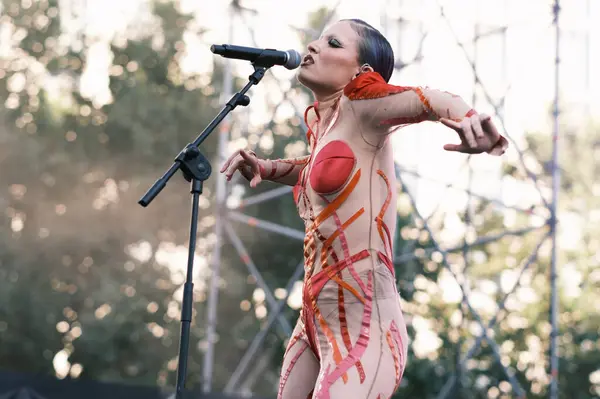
[309,140,356,195]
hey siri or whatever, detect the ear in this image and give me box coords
[353,64,373,80]
[360,63,374,74]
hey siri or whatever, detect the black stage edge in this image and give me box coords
[0,370,272,399]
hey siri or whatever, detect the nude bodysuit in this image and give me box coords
[257,72,508,399]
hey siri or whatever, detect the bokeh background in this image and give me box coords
[1,0,599,398]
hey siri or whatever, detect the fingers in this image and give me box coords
[487,135,509,156]
[239,150,262,186]
[443,143,468,152]
[222,153,244,181]
[470,114,485,140]
[442,113,506,155]
[250,175,262,188]
[461,119,477,148]
[441,117,476,148]
[220,149,262,186]
[239,149,258,169]
[220,149,246,174]
[481,114,500,139]
[439,118,461,130]
[219,151,237,173]
[443,143,481,154]
[239,166,255,181]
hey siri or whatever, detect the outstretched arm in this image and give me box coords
[221,149,308,187]
[344,72,508,155]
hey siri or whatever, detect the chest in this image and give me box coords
[293,116,360,216]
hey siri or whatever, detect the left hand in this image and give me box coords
[440,113,508,155]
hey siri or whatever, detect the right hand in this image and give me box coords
[219,149,263,188]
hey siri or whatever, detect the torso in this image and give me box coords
[294,96,399,306]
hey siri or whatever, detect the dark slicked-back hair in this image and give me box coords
[341,19,395,82]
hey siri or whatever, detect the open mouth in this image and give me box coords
[301,54,314,66]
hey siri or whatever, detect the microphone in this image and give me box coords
[210,44,301,70]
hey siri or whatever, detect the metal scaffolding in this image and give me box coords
[198,1,579,398]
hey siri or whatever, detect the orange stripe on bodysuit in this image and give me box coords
[338,283,367,383]
[314,192,369,383]
[320,208,364,267]
[305,249,370,382]
[311,292,342,375]
[320,207,367,305]
[327,212,368,295]
[315,272,374,399]
[310,251,370,298]
[310,250,370,382]
[316,179,366,293]
[301,170,366,374]
[414,87,436,119]
[311,169,361,230]
[301,169,362,278]
[389,320,406,386]
[304,103,318,146]
[377,251,395,277]
[375,170,394,260]
[386,330,401,393]
[302,227,319,357]
[307,170,362,340]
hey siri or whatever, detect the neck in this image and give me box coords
[314,90,342,118]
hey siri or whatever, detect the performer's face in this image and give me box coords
[297,21,362,96]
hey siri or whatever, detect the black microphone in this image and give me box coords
[210,44,301,70]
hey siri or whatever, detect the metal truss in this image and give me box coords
[199,1,575,398]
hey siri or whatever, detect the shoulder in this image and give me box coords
[343,71,413,101]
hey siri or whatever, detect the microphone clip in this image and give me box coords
[248,65,267,84]
[251,49,281,69]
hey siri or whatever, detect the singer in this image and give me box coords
[221,19,508,399]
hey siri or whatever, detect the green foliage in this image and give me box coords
[0,0,225,389]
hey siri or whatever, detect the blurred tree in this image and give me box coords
[0,0,234,391]
[389,114,600,399]
[520,119,600,399]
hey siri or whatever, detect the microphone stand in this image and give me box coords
[138,64,270,398]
